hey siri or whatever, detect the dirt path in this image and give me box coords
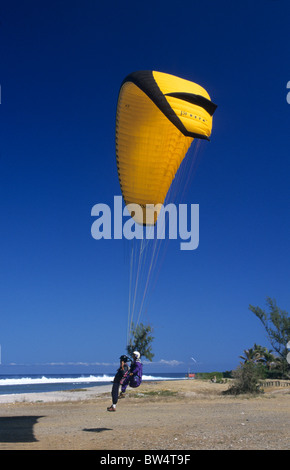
[0,380,289,450]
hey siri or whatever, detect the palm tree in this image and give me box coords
[240,344,280,374]
[261,349,276,370]
[240,347,262,364]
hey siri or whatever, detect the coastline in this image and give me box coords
[0,380,289,450]
[0,384,112,404]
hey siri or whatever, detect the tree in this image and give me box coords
[126,323,154,361]
[224,362,265,395]
[261,348,277,371]
[249,297,290,377]
[240,344,277,372]
[240,345,262,364]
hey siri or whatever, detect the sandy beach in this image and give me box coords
[0,379,289,450]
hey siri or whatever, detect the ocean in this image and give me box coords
[0,373,187,395]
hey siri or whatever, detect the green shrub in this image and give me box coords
[196,372,224,381]
[223,362,265,395]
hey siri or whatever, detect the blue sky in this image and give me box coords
[0,0,289,374]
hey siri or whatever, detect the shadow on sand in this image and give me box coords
[0,416,44,443]
[83,427,113,433]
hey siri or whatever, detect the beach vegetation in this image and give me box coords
[134,389,178,399]
[239,344,287,380]
[223,361,265,395]
[195,372,225,383]
[126,322,154,361]
[249,298,290,378]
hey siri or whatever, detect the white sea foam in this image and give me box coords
[0,375,113,387]
[0,374,177,387]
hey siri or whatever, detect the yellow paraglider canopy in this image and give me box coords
[116,70,217,225]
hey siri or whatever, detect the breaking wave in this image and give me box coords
[0,374,180,388]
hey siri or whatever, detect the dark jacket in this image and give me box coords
[113,363,129,383]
